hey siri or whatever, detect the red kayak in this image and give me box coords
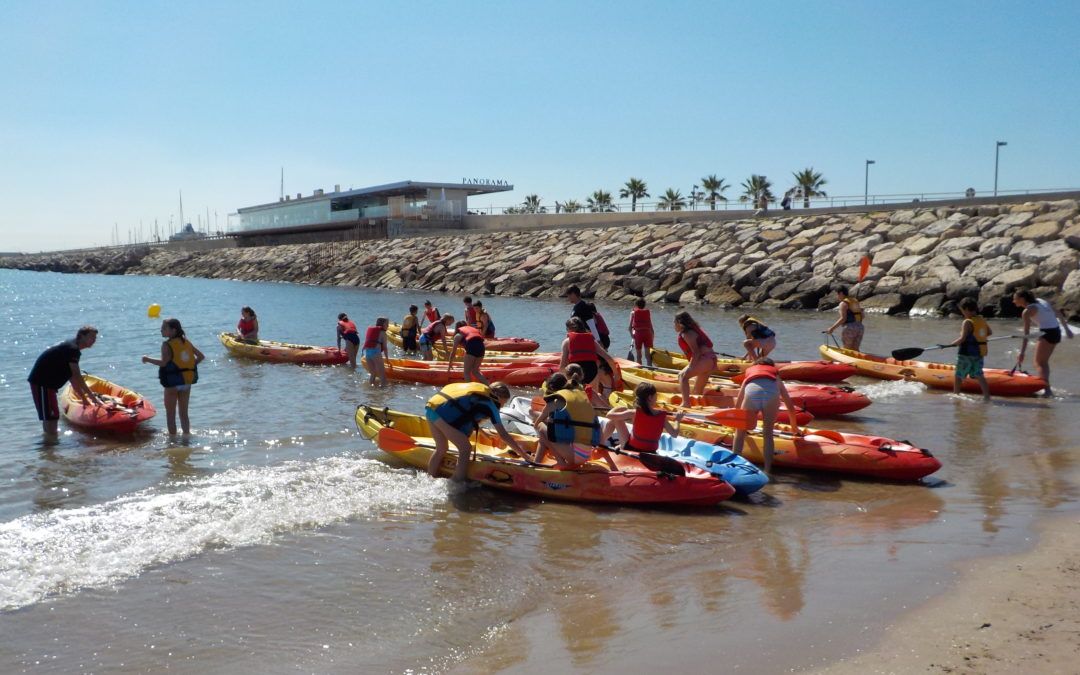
[651,348,856,383]
[60,374,156,433]
[380,358,558,387]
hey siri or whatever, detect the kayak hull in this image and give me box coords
[378,358,558,387]
[60,374,156,433]
[650,347,856,383]
[657,435,769,496]
[219,332,348,365]
[819,345,1047,396]
[355,406,735,506]
[387,323,540,353]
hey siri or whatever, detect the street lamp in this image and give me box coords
[864,160,876,205]
[994,141,1007,196]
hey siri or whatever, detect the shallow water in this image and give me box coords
[0,268,1077,673]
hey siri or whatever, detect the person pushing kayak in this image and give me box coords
[28,325,102,436]
[336,313,360,367]
[824,286,863,350]
[738,314,777,361]
[1013,288,1073,397]
[447,321,488,384]
[419,314,455,361]
[946,297,991,400]
[730,357,800,474]
[362,317,389,386]
[425,381,529,482]
[675,311,717,401]
[533,366,614,469]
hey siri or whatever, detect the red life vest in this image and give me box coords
[677,327,714,358]
[338,319,358,336]
[465,305,478,327]
[567,332,598,363]
[237,318,256,335]
[363,325,384,349]
[630,308,653,332]
[744,364,779,383]
[424,307,440,323]
[422,321,445,339]
[457,325,483,343]
[630,408,668,452]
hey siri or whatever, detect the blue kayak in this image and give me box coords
[657,434,769,495]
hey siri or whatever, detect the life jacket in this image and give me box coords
[421,321,445,340]
[629,408,668,452]
[159,337,198,387]
[1033,298,1058,330]
[843,298,863,324]
[363,325,384,349]
[546,388,601,445]
[465,305,478,327]
[338,319,358,336]
[744,364,779,383]
[401,314,418,332]
[959,316,990,357]
[424,307,440,323]
[744,317,775,339]
[237,318,256,335]
[567,331,598,363]
[591,305,610,337]
[425,383,499,432]
[630,308,653,332]
[457,325,483,344]
[677,326,714,359]
[480,312,496,338]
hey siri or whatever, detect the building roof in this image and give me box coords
[237,180,514,213]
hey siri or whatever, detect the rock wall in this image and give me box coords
[5,199,1079,319]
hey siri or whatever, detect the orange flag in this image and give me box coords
[857,255,871,282]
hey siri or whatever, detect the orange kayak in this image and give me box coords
[219,332,348,365]
[387,322,540,353]
[60,374,156,433]
[377,357,558,387]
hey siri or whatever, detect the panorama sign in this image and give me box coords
[462,178,511,187]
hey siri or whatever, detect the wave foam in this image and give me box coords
[0,455,446,611]
[855,379,928,401]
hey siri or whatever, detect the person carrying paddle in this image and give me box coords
[628,298,655,366]
[603,382,684,453]
[824,286,864,350]
[675,311,717,401]
[237,306,259,343]
[533,366,615,469]
[28,325,102,436]
[425,381,529,482]
[142,318,205,435]
[401,305,420,353]
[474,300,496,338]
[419,314,455,361]
[730,357,800,474]
[560,317,617,387]
[1013,288,1074,397]
[336,313,360,367]
[945,297,991,400]
[738,314,777,361]
[362,318,390,387]
[447,321,488,384]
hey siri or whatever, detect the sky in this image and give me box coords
[1,0,1078,251]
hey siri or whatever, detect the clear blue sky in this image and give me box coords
[2,0,1078,251]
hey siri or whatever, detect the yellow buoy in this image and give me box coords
[147,303,161,318]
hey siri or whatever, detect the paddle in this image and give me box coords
[376,427,533,463]
[605,445,687,476]
[890,336,1019,361]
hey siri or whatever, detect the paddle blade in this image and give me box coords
[377,427,421,453]
[705,408,754,430]
[628,450,687,476]
[858,255,871,282]
[890,347,924,361]
[804,429,845,444]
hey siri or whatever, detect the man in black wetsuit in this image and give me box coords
[565,285,611,349]
[28,326,101,436]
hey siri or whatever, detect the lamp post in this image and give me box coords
[864,160,875,205]
[994,141,1007,196]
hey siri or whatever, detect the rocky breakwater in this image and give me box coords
[0,246,153,275]
[6,199,1079,319]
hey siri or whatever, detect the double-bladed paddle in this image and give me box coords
[890,336,1019,361]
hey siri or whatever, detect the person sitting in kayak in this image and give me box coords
[603,382,683,453]
[474,301,496,339]
[560,317,617,387]
[142,318,205,436]
[730,357,800,473]
[237,306,259,343]
[628,298,654,366]
[362,318,389,387]
[336,313,360,367]
[401,305,420,354]
[533,365,614,469]
[675,311,718,401]
[425,381,529,482]
[585,358,617,409]
[1013,288,1073,397]
[945,297,991,401]
[824,286,863,350]
[419,314,455,361]
[447,321,488,384]
[738,314,777,361]
[421,300,441,328]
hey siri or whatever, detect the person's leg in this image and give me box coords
[1034,339,1056,395]
[759,337,776,359]
[163,387,179,435]
[760,399,780,473]
[678,366,692,401]
[977,374,990,401]
[742,338,756,361]
[348,343,358,367]
[427,424,450,477]
[953,374,963,395]
[439,422,475,482]
[420,342,432,361]
[177,388,192,434]
[644,333,654,367]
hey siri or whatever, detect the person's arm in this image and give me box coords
[193,345,206,365]
[1056,307,1075,338]
[826,303,847,333]
[685,330,701,360]
[446,336,460,371]
[949,319,972,347]
[605,407,634,422]
[1017,308,1034,362]
[67,363,99,404]
[559,339,570,370]
[778,380,799,434]
[533,400,556,427]
[142,342,169,368]
[251,318,259,338]
[336,325,343,350]
[595,342,617,373]
[494,423,531,460]
[662,411,684,438]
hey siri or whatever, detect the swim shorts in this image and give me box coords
[955,354,984,379]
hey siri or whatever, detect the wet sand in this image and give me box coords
[816,510,1080,675]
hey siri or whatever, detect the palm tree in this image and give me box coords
[792,168,827,207]
[740,175,774,204]
[700,174,729,210]
[619,178,649,212]
[657,188,687,211]
[522,194,546,213]
[587,189,616,212]
[562,199,582,213]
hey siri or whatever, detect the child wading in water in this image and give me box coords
[948,297,991,401]
[401,305,420,354]
[362,317,389,386]
[142,318,205,435]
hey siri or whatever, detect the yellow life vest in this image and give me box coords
[548,388,601,445]
[160,337,198,386]
[401,314,418,330]
[969,316,990,357]
[426,382,500,432]
[844,297,863,324]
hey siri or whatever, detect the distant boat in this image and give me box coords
[169,223,206,242]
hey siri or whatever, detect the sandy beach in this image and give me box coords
[817,511,1080,674]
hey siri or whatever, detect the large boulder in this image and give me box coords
[889,210,916,224]
[1063,223,1080,250]
[873,247,904,271]
[886,223,917,242]
[903,236,939,256]
[703,284,743,307]
[945,249,980,271]
[999,211,1035,227]
[936,236,984,253]
[861,293,912,315]
[978,237,1013,258]
[910,293,946,316]
[946,276,982,300]
[1018,239,1072,265]
[1037,250,1080,287]
[923,219,963,238]
[963,256,1014,283]
[1016,221,1063,243]
[988,265,1039,290]
[899,277,946,297]
[890,254,926,276]
[874,275,904,294]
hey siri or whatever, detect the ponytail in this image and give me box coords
[634,382,658,416]
[163,317,187,343]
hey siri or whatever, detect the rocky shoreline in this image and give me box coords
[5,199,1079,319]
